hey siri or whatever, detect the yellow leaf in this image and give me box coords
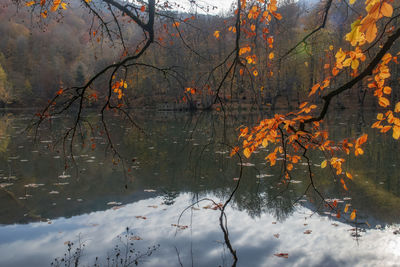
[394,102,400,113]
[321,160,327,168]
[351,59,359,70]
[349,0,356,4]
[213,31,220,39]
[345,20,363,46]
[350,209,356,220]
[335,48,346,63]
[377,113,383,120]
[346,172,353,179]
[243,148,251,158]
[253,70,258,77]
[269,52,274,60]
[344,204,350,213]
[379,97,390,107]
[355,147,363,156]
[343,58,352,67]
[329,45,334,51]
[393,126,400,140]
[262,138,268,147]
[61,2,67,9]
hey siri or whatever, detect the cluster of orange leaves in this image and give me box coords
[370,53,400,139]
[232,104,368,220]
[234,0,399,222]
[25,0,68,17]
[112,79,128,100]
[213,0,279,78]
[232,103,368,183]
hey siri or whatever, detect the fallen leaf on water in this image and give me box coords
[107,201,122,206]
[144,189,156,192]
[147,205,158,208]
[304,230,312,234]
[273,233,280,238]
[171,224,188,230]
[274,253,288,258]
[130,236,143,240]
[135,216,147,220]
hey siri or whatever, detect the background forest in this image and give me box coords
[1,0,399,109]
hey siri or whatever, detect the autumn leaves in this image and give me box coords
[25,0,68,18]
[346,0,393,45]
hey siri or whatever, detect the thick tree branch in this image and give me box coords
[301,27,400,129]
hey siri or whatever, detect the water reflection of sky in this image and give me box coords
[0,193,398,267]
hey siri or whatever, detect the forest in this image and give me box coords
[2,0,398,110]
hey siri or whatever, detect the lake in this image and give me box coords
[0,108,399,267]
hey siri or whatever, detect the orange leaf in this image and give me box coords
[383,86,391,94]
[308,83,320,97]
[393,126,400,140]
[274,253,288,258]
[25,1,35,6]
[140,5,146,12]
[350,209,356,220]
[378,97,390,107]
[230,147,239,157]
[340,178,348,190]
[394,102,400,113]
[381,2,393,17]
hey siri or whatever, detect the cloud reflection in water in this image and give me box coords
[0,193,398,267]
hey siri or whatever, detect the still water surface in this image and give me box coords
[0,109,399,266]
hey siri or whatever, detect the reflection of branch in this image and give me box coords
[177,141,243,266]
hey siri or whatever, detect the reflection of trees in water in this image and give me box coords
[161,190,179,206]
[51,228,159,267]
[1,110,400,226]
